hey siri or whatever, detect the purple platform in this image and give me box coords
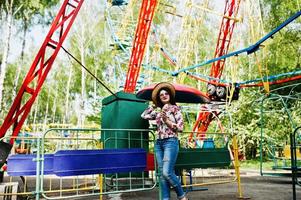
[7,154,54,176]
[53,148,147,176]
[6,149,147,177]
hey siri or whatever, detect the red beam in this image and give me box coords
[240,75,301,88]
[193,0,240,136]
[0,0,84,144]
[124,0,157,93]
[210,0,240,80]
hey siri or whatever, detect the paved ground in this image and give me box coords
[118,176,300,200]
[2,169,301,200]
[105,170,301,200]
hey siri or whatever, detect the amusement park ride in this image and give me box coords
[0,0,300,198]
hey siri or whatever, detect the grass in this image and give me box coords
[239,158,275,170]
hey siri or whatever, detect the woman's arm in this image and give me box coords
[141,105,158,120]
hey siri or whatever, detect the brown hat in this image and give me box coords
[151,82,176,107]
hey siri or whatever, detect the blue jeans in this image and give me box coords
[155,137,185,200]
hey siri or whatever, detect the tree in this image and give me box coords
[0,0,59,111]
[261,0,301,74]
[0,0,21,111]
[12,0,59,100]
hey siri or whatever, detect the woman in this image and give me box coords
[141,82,187,200]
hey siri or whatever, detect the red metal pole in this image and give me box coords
[194,0,240,136]
[210,0,240,80]
[0,0,85,144]
[124,0,157,93]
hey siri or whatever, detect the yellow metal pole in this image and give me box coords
[182,170,187,187]
[233,136,243,198]
[49,178,52,191]
[99,174,103,200]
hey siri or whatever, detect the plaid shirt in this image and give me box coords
[141,104,184,139]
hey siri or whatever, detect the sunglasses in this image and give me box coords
[159,92,170,97]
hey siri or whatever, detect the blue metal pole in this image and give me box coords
[175,11,301,75]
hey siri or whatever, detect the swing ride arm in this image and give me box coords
[193,6,301,140]
[0,0,85,144]
[193,0,241,138]
[123,0,158,93]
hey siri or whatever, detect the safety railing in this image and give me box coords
[291,126,301,200]
[1,128,243,199]
[175,131,242,198]
[1,128,157,200]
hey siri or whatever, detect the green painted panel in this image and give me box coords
[175,148,231,170]
[101,92,149,149]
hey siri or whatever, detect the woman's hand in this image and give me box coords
[149,102,157,108]
[161,104,170,122]
[161,109,173,129]
[161,110,168,122]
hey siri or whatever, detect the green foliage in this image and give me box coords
[261,0,301,75]
[261,0,300,29]
[240,158,274,170]
[224,0,301,160]
[0,0,59,25]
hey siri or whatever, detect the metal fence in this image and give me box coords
[1,128,157,200]
[1,129,243,200]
